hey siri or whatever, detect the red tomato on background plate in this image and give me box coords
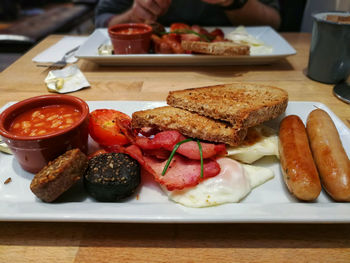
[170,23,190,32]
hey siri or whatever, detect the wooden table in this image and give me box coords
[1,33,350,262]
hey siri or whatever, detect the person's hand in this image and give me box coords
[130,0,172,23]
[201,0,234,7]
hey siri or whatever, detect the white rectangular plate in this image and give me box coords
[75,26,296,66]
[0,101,349,223]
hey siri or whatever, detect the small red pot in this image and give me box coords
[108,23,153,54]
[0,94,89,173]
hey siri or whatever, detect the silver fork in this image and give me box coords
[37,45,80,69]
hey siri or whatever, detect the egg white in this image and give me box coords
[226,26,273,55]
[226,125,279,164]
[162,157,274,208]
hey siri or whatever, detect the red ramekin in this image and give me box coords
[108,23,153,54]
[0,94,89,173]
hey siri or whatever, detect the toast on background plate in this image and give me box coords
[167,83,288,129]
[181,40,250,56]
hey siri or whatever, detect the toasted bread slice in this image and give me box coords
[132,106,247,146]
[181,40,250,56]
[167,83,288,128]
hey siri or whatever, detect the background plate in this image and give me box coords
[0,101,349,223]
[75,26,296,66]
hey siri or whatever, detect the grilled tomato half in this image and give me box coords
[88,109,132,146]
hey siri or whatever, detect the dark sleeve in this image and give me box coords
[259,0,280,11]
[95,0,133,28]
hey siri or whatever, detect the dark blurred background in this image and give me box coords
[0,0,98,71]
[0,0,97,43]
[0,0,97,21]
[2,0,348,72]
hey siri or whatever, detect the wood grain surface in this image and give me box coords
[0,33,350,263]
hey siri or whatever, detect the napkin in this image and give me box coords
[32,36,88,64]
[45,65,90,93]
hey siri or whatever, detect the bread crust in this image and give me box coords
[167,83,288,129]
[132,106,247,146]
[181,40,250,56]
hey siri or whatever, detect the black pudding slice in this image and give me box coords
[84,153,141,202]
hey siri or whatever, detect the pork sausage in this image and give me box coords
[306,109,350,201]
[279,115,321,201]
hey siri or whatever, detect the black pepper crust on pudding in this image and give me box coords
[84,152,141,202]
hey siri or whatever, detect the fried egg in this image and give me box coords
[227,125,279,164]
[226,26,273,55]
[162,157,274,208]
